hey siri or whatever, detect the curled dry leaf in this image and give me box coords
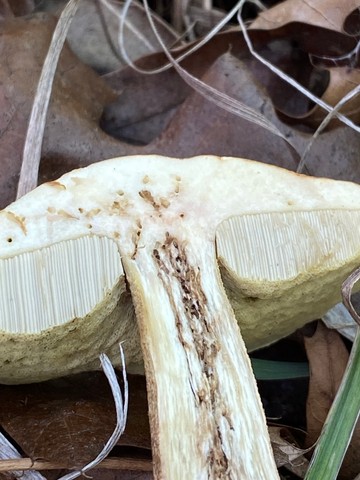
[304,321,360,479]
[305,322,349,447]
[250,0,360,127]
[269,426,309,477]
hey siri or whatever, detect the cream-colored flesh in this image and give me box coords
[123,233,279,479]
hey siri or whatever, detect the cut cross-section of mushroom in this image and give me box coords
[217,209,360,350]
[1,155,360,479]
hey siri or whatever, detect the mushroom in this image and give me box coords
[1,154,360,478]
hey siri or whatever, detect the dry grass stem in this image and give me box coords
[297,83,360,173]
[16,0,80,200]
[104,0,244,75]
[58,346,128,480]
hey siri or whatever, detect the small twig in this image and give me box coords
[0,457,152,473]
[58,346,128,480]
[16,0,80,200]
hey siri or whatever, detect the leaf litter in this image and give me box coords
[0,0,360,478]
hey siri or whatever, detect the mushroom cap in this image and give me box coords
[1,154,360,383]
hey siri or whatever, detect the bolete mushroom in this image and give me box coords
[1,154,360,478]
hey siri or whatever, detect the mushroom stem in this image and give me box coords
[122,232,279,479]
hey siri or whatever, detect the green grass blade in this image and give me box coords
[305,327,360,480]
[251,358,309,380]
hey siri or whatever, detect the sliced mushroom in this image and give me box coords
[1,154,360,478]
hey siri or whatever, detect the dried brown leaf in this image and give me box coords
[252,0,358,33]
[0,374,150,468]
[305,322,349,445]
[250,0,360,127]
[101,29,248,143]
[297,67,360,128]
[304,321,360,479]
[105,44,360,181]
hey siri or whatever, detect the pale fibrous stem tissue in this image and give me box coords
[153,234,230,476]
